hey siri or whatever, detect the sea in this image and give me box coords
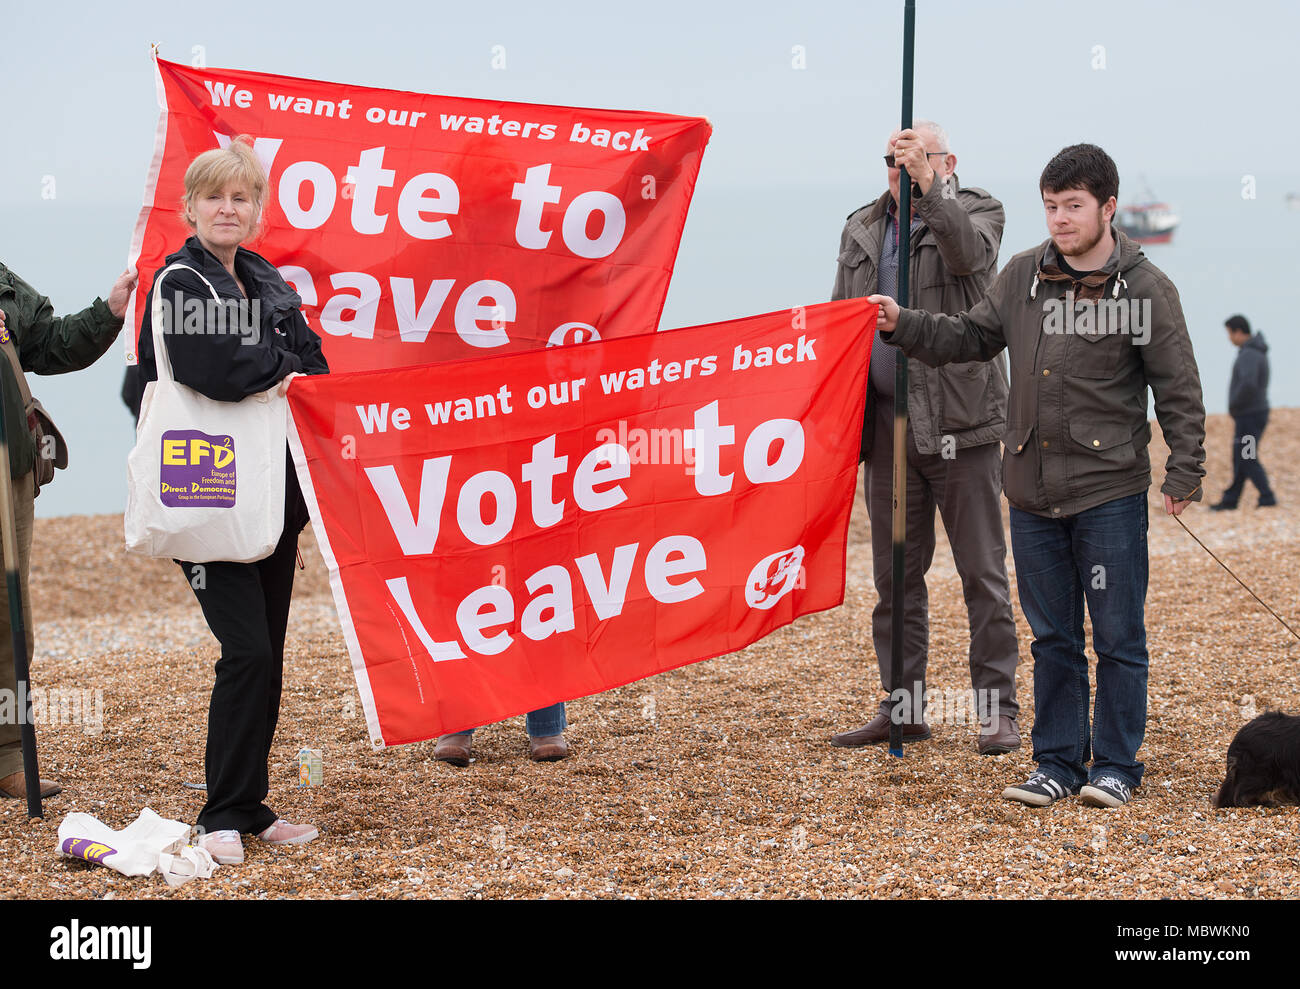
[4,171,1296,517]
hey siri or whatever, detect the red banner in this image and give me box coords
[126,57,710,371]
[286,299,875,746]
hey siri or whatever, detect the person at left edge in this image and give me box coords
[136,139,329,865]
[0,263,137,799]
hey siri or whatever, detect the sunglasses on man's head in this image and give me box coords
[884,152,948,168]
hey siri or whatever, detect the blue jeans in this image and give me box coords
[461,703,566,738]
[1010,493,1149,790]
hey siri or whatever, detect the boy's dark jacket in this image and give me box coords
[1228,333,1268,417]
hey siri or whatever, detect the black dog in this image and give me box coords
[1213,711,1300,808]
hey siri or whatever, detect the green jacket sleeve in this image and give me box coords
[2,267,124,375]
[0,264,124,480]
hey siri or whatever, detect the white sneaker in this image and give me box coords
[1080,776,1134,808]
[257,819,319,845]
[201,829,244,865]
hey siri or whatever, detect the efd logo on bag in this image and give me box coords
[160,430,237,508]
[60,838,118,865]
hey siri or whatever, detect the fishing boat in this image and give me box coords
[1117,180,1179,244]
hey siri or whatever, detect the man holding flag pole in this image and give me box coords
[830,1,1021,757]
[828,120,1020,756]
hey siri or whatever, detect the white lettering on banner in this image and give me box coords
[512,163,627,258]
[688,401,808,496]
[521,565,577,640]
[282,268,518,347]
[454,280,514,348]
[355,403,391,433]
[365,458,452,555]
[560,190,627,259]
[278,159,337,228]
[352,403,411,433]
[574,544,638,619]
[568,122,651,152]
[344,147,396,234]
[385,537,708,660]
[599,355,719,393]
[386,576,466,660]
[397,171,460,240]
[457,586,514,655]
[390,277,456,341]
[573,443,631,512]
[365,442,632,556]
[512,164,562,250]
[731,335,817,370]
[319,271,381,338]
[423,386,514,425]
[687,401,734,496]
[366,404,807,557]
[457,471,517,545]
[520,435,568,528]
[743,418,804,483]
[644,535,706,603]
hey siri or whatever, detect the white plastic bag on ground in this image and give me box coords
[57,808,217,887]
[125,262,286,564]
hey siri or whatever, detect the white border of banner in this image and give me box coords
[287,406,386,749]
[122,47,171,363]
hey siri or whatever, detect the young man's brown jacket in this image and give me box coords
[884,228,1206,517]
[832,174,1009,459]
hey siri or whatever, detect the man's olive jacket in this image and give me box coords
[832,174,1009,459]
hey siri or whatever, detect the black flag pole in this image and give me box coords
[0,380,42,818]
[889,0,917,758]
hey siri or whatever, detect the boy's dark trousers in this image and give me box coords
[1221,410,1274,506]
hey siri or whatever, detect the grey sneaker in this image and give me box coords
[1080,776,1133,808]
[1002,771,1076,807]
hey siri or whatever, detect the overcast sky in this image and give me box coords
[4,0,1297,206]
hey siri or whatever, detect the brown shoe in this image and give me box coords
[977,715,1021,756]
[433,733,473,767]
[829,712,931,747]
[0,771,61,799]
[529,734,570,762]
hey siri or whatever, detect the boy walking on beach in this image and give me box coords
[869,145,1206,807]
[1210,314,1275,510]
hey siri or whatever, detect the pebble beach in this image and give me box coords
[3,409,1298,900]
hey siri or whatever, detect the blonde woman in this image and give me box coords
[137,139,328,863]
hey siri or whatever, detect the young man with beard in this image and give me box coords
[869,144,1206,808]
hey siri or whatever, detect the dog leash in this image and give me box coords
[1170,485,1300,643]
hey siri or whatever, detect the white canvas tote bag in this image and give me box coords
[125,263,286,563]
[57,808,218,887]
